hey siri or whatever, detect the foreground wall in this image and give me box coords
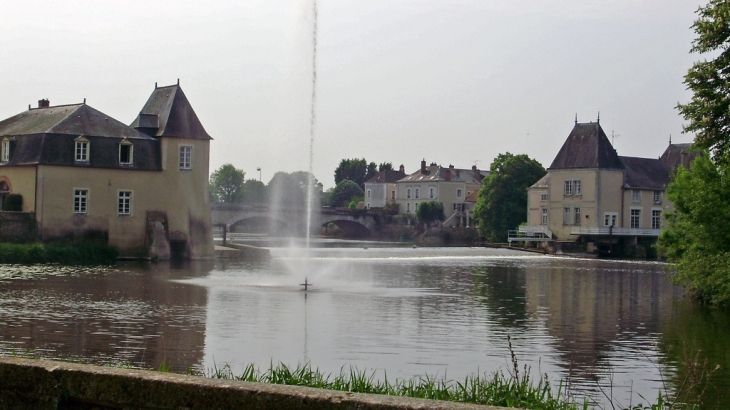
[0,357,501,410]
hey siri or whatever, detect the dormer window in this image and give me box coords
[119,139,133,165]
[75,136,90,163]
[1,138,9,163]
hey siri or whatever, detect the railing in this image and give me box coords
[570,226,662,237]
[508,226,552,244]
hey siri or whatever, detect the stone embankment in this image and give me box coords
[0,357,509,410]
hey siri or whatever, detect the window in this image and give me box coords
[564,179,581,196]
[406,203,411,213]
[574,207,581,225]
[367,190,371,199]
[652,210,662,229]
[1,139,9,162]
[118,141,133,165]
[429,187,434,199]
[604,212,618,227]
[415,188,420,199]
[75,139,89,162]
[653,191,662,205]
[179,145,192,170]
[457,189,462,198]
[406,188,412,199]
[563,207,571,225]
[630,209,641,229]
[540,193,548,201]
[541,208,548,225]
[391,190,395,201]
[74,189,88,214]
[415,202,419,212]
[118,191,132,216]
[632,189,641,203]
[366,203,370,210]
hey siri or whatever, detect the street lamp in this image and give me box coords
[257,167,261,182]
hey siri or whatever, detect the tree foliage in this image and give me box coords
[378,162,393,172]
[677,0,730,164]
[267,171,322,208]
[658,154,730,306]
[210,164,245,203]
[329,180,364,208]
[660,2,730,307]
[334,158,378,189]
[241,179,266,204]
[473,153,546,243]
[416,201,445,224]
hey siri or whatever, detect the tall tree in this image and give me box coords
[334,158,368,188]
[658,155,730,306]
[378,162,393,172]
[241,179,267,204]
[209,164,245,203]
[267,171,322,208]
[329,180,364,208]
[416,201,445,224]
[658,1,730,307]
[366,162,378,182]
[677,0,730,165]
[473,153,546,242]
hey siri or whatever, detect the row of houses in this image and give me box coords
[0,83,215,259]
[365,119,695,253]
[364,160,488,227]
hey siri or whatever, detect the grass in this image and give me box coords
[0,242,118,265]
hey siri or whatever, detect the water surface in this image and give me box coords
[0,246,727,408]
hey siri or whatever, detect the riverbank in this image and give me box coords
[0,242,118,265]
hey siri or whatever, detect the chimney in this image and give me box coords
[445,169,452,181]
[449,164,454,169]
[399,164,405,173]
[38,99,50,109]
[472,165,477,171]
[421,159,426,173]
[455,170,460,178]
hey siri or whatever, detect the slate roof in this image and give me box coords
[365,169,406,184]
[660,143,699,169]
[619,156,672,190]
[548,122,624,170]
[0,103,161,170]
[399,164,486,184]
[131,84,212,140]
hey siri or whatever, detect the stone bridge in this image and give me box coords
[210,203,379,237]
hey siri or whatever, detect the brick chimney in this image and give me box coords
[38,99,50,108]
[421,159,426,173]
[445,169,452,181]
[399,164,405,173]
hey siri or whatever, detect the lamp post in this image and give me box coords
[257,167,261,182]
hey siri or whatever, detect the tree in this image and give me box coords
[416,201,445,224]
[366,162,378,182]
[209,164,245,203]
[473,153,546,242]
[241,179,266,204]
[658,154,730,306]
[334,158,368,188]
[267,171,322,208]
[378,162,393,172]
[658,1,730,307]
[329,180,364,208]
[677,0,730,165]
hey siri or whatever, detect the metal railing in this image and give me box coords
[508,226,553,244]
[570,226,662,237]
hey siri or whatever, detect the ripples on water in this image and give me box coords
[0,247,727,408]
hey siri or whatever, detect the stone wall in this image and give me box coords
[0,212,37,243]
[0,357,502,410]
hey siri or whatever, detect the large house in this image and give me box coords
[0,82,214,259]
[363,166,407,209]
[396,160,488,227]
[521,120,695,254]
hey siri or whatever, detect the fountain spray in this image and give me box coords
[303,0,318,290]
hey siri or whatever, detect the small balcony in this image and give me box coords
[570,226,662,237]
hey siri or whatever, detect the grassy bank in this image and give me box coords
[0,242,118,265]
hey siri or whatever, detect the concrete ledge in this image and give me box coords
[0,357,506,410]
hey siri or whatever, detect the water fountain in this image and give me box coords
[302,0,318,290]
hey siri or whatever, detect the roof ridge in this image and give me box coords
[29,102,84,111]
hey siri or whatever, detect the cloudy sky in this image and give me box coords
[0,0,703,188]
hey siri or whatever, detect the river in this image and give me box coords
[0,244,727,408]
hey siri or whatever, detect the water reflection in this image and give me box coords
[0,248,725,408]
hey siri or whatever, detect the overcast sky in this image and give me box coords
[0,0,703,188]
